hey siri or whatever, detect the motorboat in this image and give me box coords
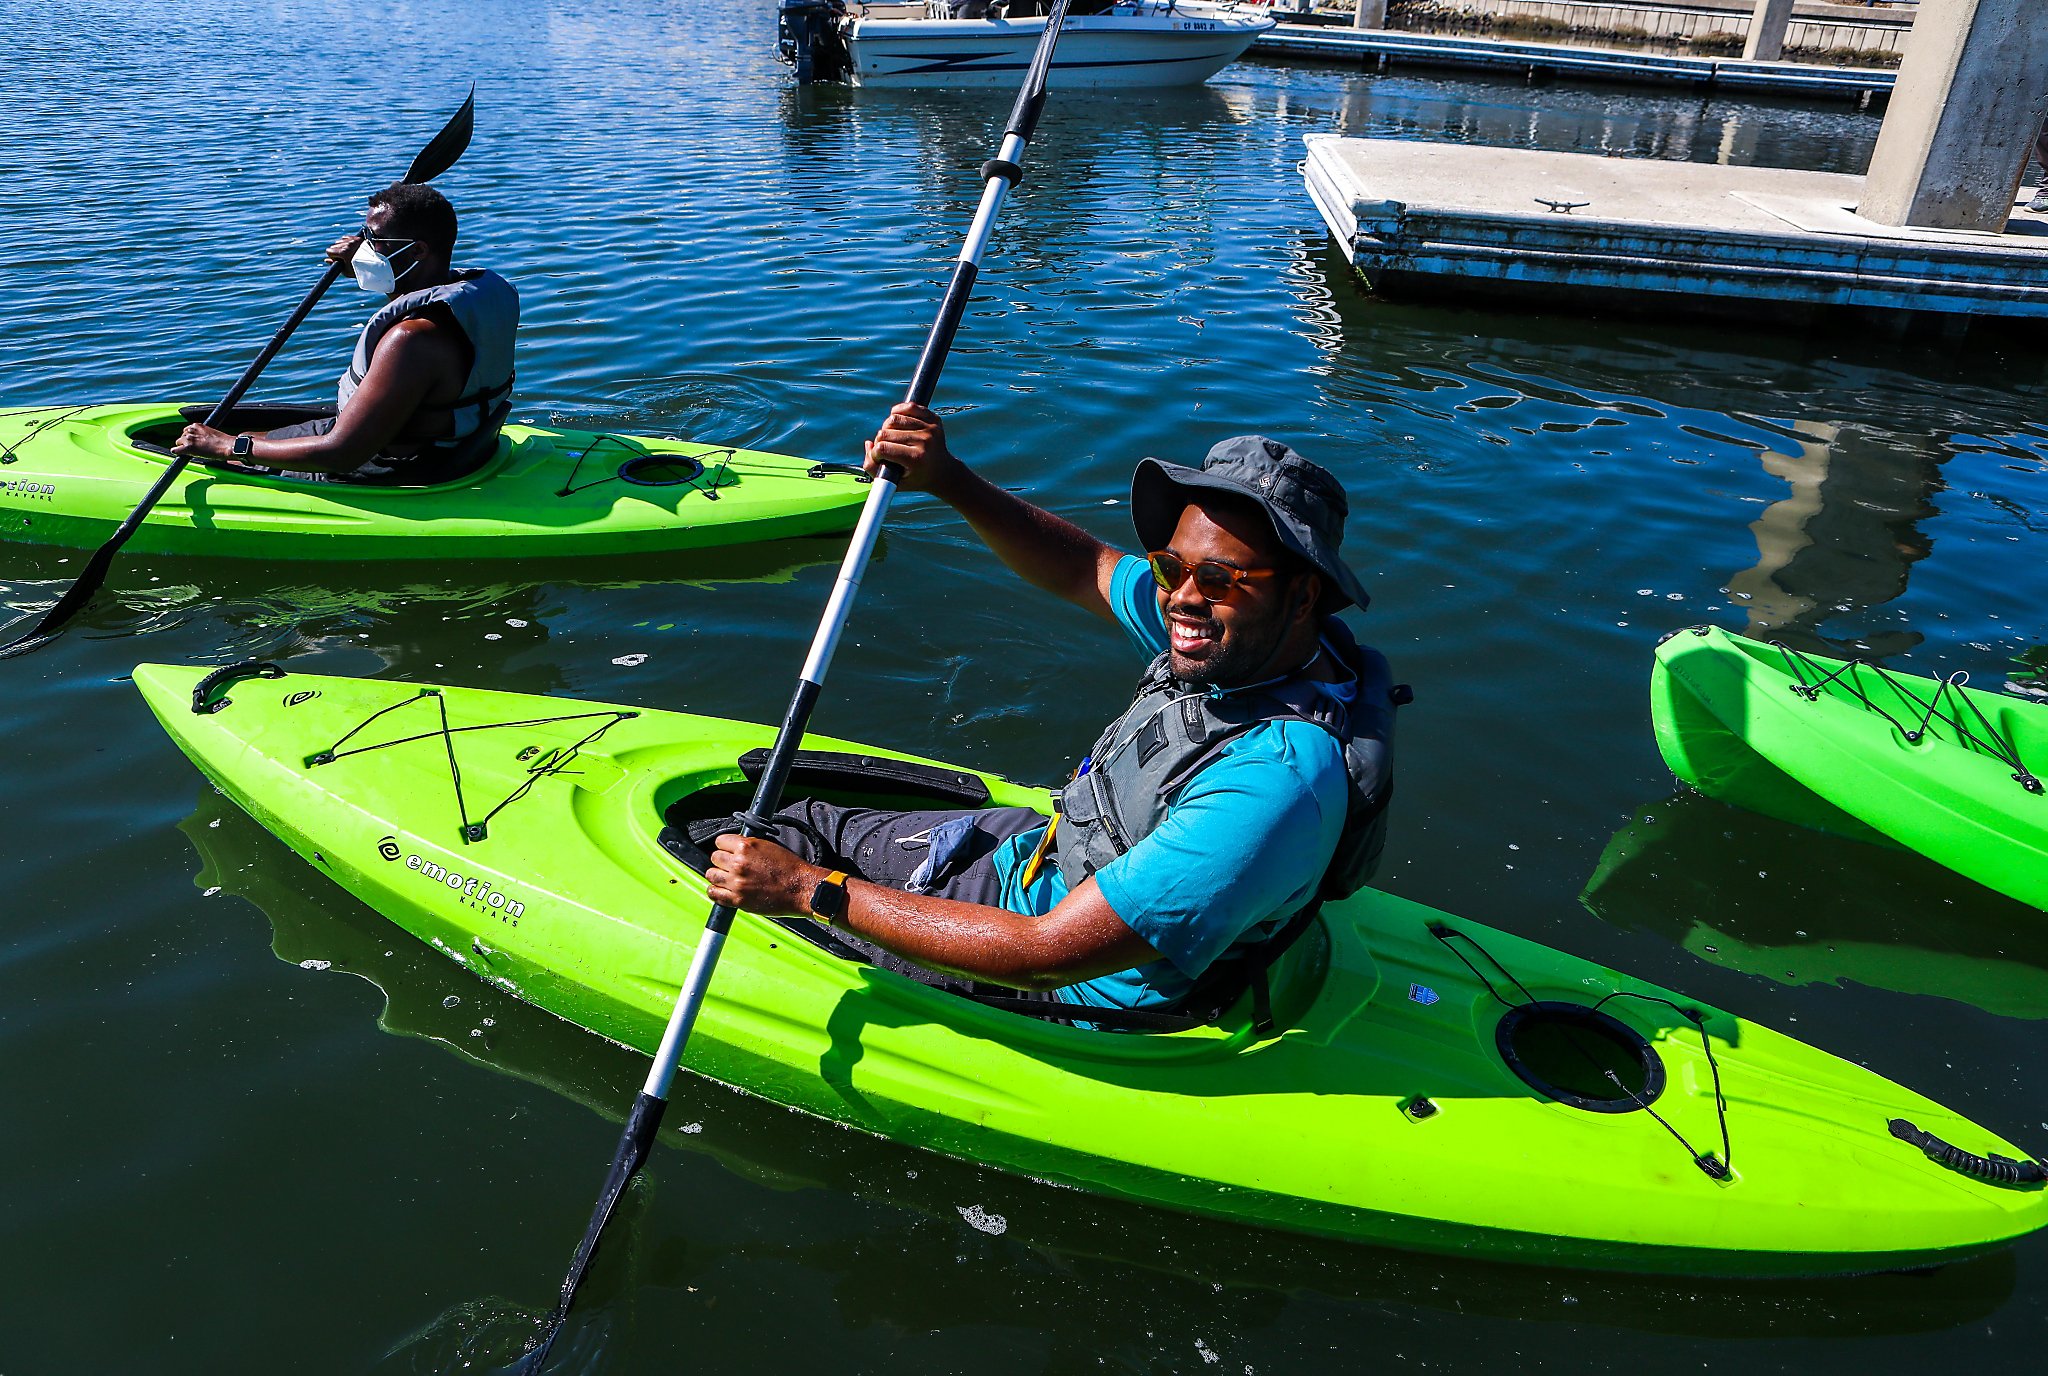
[777,0,1275,89]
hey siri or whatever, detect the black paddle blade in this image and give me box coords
[404,84,475,185]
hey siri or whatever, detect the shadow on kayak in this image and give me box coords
[176,788,2018,1361]
[1584,791,2048,1020]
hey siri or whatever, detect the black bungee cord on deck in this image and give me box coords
[1756,632,2043,794]
[1429,923,1734,1181]
[191,661,638,845]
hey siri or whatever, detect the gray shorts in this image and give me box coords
[666,800,1063,1004]
[263,415,491,485]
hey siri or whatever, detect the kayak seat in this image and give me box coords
[661,748,996,842]
[654,747,998,878]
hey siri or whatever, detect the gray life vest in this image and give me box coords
[336,268,519,444]
[1054,617,1397,922]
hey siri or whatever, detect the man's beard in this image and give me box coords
[1167,607,1292,688]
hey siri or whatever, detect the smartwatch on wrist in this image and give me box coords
[809,870,850,926]
[230,434,255,459]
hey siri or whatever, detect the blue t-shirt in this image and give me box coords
[989,555,1352,1011]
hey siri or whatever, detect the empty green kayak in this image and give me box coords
[0,403,868,559]
[1652,626,2047,911]
[134,661,2048,1276]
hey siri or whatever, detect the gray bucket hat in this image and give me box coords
[1130,435,1370,612]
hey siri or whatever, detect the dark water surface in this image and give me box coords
[5,1,2047,1371]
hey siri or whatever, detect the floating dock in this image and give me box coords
[1302,134,2048,323]
[1255,26,1896,103]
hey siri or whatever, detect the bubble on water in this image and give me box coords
[612,653,649,667]
[202,886,222,897]
[680,1122,703,1134]
[470,1028,483,1038]
[208,818,221,829]
[1195,1339,1220,1365]
[482,1017,495,1027]
[485,633,502,641]
[956,1204,1007,1236]
[442,995,461,1008]
[299,959,331,971]
[507,618,528,628]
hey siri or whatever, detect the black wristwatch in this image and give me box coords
[230,434,255,458]
[809,870,850,926]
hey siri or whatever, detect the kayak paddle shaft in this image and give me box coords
[516,5,1073,1366]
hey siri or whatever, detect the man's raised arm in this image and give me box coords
[865,403,1126,624]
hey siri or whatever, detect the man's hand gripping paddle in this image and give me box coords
[0,87,476,661]
[507,5,1075,1369]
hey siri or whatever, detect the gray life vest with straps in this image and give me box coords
[1053,616,1398,954]
[336,268,519,444]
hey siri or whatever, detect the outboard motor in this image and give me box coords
[778,0,853,84]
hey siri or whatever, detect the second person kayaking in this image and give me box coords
[174,182,518,485]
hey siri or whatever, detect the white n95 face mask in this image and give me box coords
[351,234,416,295]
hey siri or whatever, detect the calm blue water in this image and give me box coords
[3,1,2046,1371]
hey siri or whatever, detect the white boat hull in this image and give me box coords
[844,14,1274,88]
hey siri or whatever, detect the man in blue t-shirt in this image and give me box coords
[694,404,1387,1024]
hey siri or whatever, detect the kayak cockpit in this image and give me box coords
[648,746,1333,1051]
[113,404,516,490]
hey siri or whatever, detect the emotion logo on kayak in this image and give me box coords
[390,844,526,926]
[1,479,56,501]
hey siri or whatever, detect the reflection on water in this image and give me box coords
[1725,420,1943,658]
[0,535,850,690]
[1585,792,2048,1020]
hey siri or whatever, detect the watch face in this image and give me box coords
[812,877,849,921]
[231,435,253,457]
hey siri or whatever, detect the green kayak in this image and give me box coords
[0,403,868,559]
[1652,626,2047,911]
[173,792,2025,1335]
[135,661,2048,1276]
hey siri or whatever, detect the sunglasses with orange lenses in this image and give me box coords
[1147,550,1280,601]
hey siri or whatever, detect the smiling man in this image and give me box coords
[692,405,1397,1030]
[173,182,518,485]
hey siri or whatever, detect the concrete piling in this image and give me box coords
[1743,0,1797,63]
[1858,0,2048,231]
